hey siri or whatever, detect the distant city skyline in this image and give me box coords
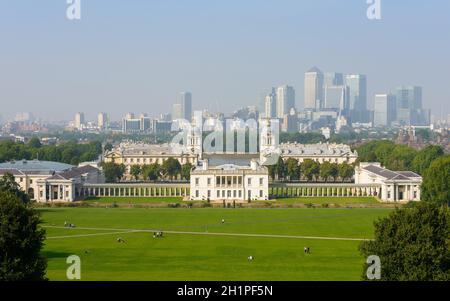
[1,1,449,121]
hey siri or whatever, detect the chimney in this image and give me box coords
[250,160,258,171]
[203,159,209,171]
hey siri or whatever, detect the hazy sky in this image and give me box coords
[0,0,449,122]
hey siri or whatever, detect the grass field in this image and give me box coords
[40,206,393,281]
[83,196,183,204]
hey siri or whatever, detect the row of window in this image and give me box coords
[123,157,194,164]
[194,176,265,187]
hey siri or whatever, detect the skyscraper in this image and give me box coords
[304,67,324,110]
[276,85,295,118]
[373,94,396,127]
[395,86,425,125]
[264,89,277,118]
[172,103,183,120]
[97,112,108,130]
[324,72,344,87]
[74,112,85,130]
[324,85,348,111]
[345,74,368,122]
[179,92,192,121]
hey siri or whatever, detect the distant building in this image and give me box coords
[282,108,298,133]
[98,112,109,130]
[324,72,344,87]
[74,112,85,130]
[345,74,368,122]
[373,94,396,127]
[324,85,348,111]
[173,92,192,121]
[304,67,324,110]
[395,86,429,126]
[355,162,422,202]
[276,85,295,118]
[264,90,277,118]
[122,115,141,133]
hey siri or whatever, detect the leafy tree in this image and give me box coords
[267,164,276,181]
[27,137,42,149]
[142,163,161,182]
[274,157,287,181]
[130,165,142,181]
[0,173,30,204]
[181,163,193,181]
[338,162,354,182]
[329,163,339,182]
[104,143,113,152]
[320,161,333,182]
[0,190,47,280]
[421,155,450,205]
[301,159,320,182]
[285,158,300,181]
[411,145,444,175]
[101,162,125,183]
[359,202,450,281]
[385,145,417,171]
[161,157,181,180]
[280,132,326,144]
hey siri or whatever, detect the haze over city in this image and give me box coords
[1,0,450,121]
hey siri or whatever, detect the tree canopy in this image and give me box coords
[359,202,450,281]
[0,190,47,280]
[421,155,450,205]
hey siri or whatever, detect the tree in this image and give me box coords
[161,157,181,180]
[285,158,300,181]
[0,173,30,204]
[274,157,287,181]
[421,155,450,205]
[338,162,354,182]
[101,162,125,183]
[130,165,142,181]
[142,163,161,182]
[27,137,42,149]
[359,202,450,281]
[411,145,444,175]
[0,190,47,280]
[319,161,333,182]
[104,143,113,152]
[301,159,320,182]
[329,163,339,182]
[181,163,193,181]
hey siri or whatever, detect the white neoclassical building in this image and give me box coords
[190,159,269,202]
[355,162,422,202]
[0,160,104,202]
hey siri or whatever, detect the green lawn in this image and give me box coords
[40,207,392,281]
[273,197,380,205]
[83,196,183,204]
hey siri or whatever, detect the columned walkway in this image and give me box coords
[269,183,381,198]
[80,183,190,198]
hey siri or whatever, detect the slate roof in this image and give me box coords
[0,160,73,173]
[362,165,421,181]
[47,165,99,180]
